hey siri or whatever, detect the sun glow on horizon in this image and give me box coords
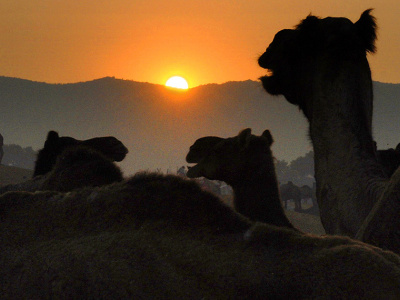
[165,76,189,90]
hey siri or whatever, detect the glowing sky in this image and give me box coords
[1,0,400,87]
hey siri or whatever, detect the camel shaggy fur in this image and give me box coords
[258,9,400,253]
[1,172,400,298]
[33,130,128,177]
[40,146,123,192]
[186,129,294,228]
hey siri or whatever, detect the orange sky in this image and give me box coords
[1,0,400,87]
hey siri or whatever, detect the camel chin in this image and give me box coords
[186,165,202,178]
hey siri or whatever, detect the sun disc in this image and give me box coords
[165,76,189,90]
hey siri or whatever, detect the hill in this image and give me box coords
[0,76,399,175]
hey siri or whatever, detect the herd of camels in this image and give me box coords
[1,9,400,298]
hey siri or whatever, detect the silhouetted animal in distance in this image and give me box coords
[280,181,302,212]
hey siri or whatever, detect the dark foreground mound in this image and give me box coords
[0,172,400,298]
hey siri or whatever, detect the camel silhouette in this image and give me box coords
[258,9,400,254]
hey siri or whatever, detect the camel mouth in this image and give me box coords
[259,68,275,84]
[263,69,274,78]
[186,164,200,178]
[185,151,202,178]
[113,152,127,162]
[259,72,282,96]
[111,147,129,162]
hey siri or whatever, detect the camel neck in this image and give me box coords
[308,63,387,235]
[231,166,294,229]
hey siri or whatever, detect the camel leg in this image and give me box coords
[294,197,302,212]
[356,169,400,252]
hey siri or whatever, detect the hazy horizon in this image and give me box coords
[1,77,399,175]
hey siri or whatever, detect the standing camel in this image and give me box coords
[258,9,400,253]
[280,181,302,212]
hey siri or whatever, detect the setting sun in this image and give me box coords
[165,76,189,90]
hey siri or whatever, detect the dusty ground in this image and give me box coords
[0,164,33,187]
[0,166,325,235]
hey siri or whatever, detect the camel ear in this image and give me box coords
[238,128,252,148]
[44,131,60,148]
[354,9,377,53]
[46,131,59,141]
[261,130,274,146]
[395,143,400,152]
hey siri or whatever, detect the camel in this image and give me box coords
[258,9,400,252]
[0,131,126,194]
[39,145,123,192]
[280,181,302,212]
[0,146,123,194]
[33,130,128,177]
[1,172,400,297]
[186,128,294,228]
[299,184,315,205]
[300,184,320,216]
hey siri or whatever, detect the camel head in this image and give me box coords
[186,129,274,186]
[258,9,377,116]
[33,131,128,176]
[186,136,224,164]
[80,136,129,162]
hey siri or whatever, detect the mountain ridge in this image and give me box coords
[1,76,399,175]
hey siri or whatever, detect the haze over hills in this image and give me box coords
[1,76,399,175]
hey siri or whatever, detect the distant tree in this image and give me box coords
[290,151,314,184]
[2,144,37,170]
[275,151,315,186]
[275,159,298,184]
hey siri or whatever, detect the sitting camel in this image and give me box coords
[0,131,127,194]
[258,9,400,253]
[186,128,294,228]
[280,181,302,212]
[1,171,400,297]
[39,145,123,192]
[33,130,128,177]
